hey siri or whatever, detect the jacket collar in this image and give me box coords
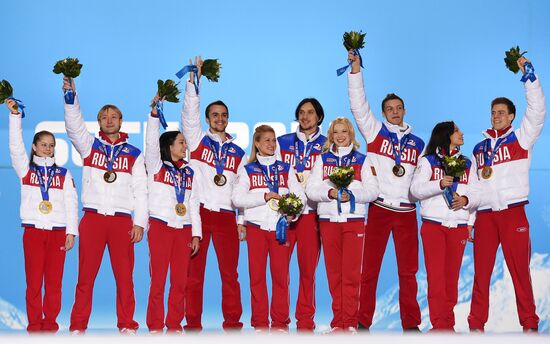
[256,154,277,166]
[99,131,129,145]
[330,143,354,157]
[483,125,513,139]
[206,129,234,145]
[384,120,412,139]
[295,127,321,143]
[32,155,56,167]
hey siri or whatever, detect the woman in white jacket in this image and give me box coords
[232,125,305,332]
[410,121,476,332]
[6,99,78,332]
[145,95,201,333]
[305,117,379,333]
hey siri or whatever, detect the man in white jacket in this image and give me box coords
[347,52,424,331]
[62,78,147,334]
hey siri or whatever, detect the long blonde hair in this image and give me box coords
[322,117,361,152]
[249,125,276,163]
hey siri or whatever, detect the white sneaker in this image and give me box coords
[120,328,137,335]
[70,330,84,336]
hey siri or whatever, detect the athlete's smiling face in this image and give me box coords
[491,104,515,131]
[256,131,277,156]
[206,105,229,133]
[32,134,55,158]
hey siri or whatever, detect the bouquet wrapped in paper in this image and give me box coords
[336,30,366,76]
[53,57,83,104]
[504,46,536,83]
[329,165,356,214]
[441,155,467,209]
[275,193,304,244]
[153,79,181,129]
[0,80,26,116]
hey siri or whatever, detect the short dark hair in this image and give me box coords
[294,98,325,125]
[159,131,182,166]
[205,100,229,119]
[424,121,456,157]
[491,97,516,121]
[381,93,405,113]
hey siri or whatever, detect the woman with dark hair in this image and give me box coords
[305,117,379,333]
[232,125,305,332]
[410,121,476,332]
[145,95,201,333]
[6,99,78,332]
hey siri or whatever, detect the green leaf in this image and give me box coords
[503,46,527,74]
[0,79,14,105]
[157,79,181,103]
[343,30,366,51]
[202,59,221,82]
[53,57,83,78]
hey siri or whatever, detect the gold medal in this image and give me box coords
[392,164,405,177]
[481,166,493,179]
[214,174,227,186]
[175,203,187,216]
[104,170,117,183]
[38,200,53,214]
[268,198,280,211]
[296,172,304,183]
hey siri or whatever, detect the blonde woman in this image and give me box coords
[232,125,305,332]
[305,117,379,333]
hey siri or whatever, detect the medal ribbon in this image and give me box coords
[154,101,169,129]
[275,216,288,244]
[256,161,280,193]
[33,164,56,201]
[520,62,537,83]
[388,132,409,167]
[99,143,126,172]
[165,164,187,204]
[294,136,316,173]
[336,49,364,76]
[207,139,230,175]
[483,136,507,167]
[175,64,200,94]
[335,151,356,214]
[7,97,26,118]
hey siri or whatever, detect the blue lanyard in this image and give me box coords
[99,143,125,171]
[207,138,230,175]
[337,151,355,167]
[483,136,507,167]
[256,161,279,193]
[389,132,409,166]
[165,164,187,204]
[294,135,316,173]
[33,164,56,201]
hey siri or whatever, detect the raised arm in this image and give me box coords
[145,98,163,175]
[7,100,30,178]
[347,51,382,143]
[63,78,94,158]
[516,58,546,150]
[181,58,205,151]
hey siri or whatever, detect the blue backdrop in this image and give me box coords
[1,0,549,333]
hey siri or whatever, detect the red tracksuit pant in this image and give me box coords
[287,212,320,330]
[70,212,139,331]
[320,220,364,329]
[468,206,539,330]
[246,224,290,329]
[358,204,421,329]
[184,207,242,330]
[421,222,468,330]
[146,219,193,332]
[23,227,67,332]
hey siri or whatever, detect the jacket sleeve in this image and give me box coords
[463,157,482,210]
[190,169,202,239]
[131,153,148,229]
[352,157,379,203]
[348,71,383,143]
[517,76,546,150]
[231,165,266,209]
[145,114,163,175]
[8,113,30,179]
[467,211,476,226]
[305,156,332,202]
[64,96,94,159]
[63,169,79,236]
[235,153,249,225]
[410,157,442,200]
[181,81,205,152]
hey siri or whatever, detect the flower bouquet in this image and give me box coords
[504,46,536,83]
[275,193,304,244]
[153,79,181,129]
[0,80,26,116]
[53,57,83,104]
[202,59,222,82]
[441,155,467,209]
[329,165,356,214]
[336,30,366,76]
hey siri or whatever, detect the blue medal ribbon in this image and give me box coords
[520,62,537,83]
[207,139,230,175]
[33,164,57,202]
[294,135,316,173]
[99,142,126,172]
[336,49,364,76]
[335,150,356,214]
[154,101,169,129]
[389,132,409,168]
[7,97,26,118]
[483,136,507,167]
[165,164,187,204]
[275,216,288,244]
[175,64,200,94]
[256,161,280,193]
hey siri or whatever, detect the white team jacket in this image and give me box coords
[181,82,247,224]
[469,76,546,212]
[305,144,379,222]
[9,113,78,235]
[145,115,202,238]
[232,155,306,231]
[411,154,476,228]
[64,97,148,228]
[348,71,425,212]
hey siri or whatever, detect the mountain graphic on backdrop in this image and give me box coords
[371,251,550,333]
